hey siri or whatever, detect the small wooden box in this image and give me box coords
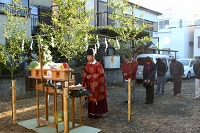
[30,69,49,78]
[31,69,41,78]
[42,69,48,76]
[51,69,71,80]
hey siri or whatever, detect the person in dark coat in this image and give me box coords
[143,56,156,104]
[156,58,167,95]
[170,59,184,96]
[193,58,200,99]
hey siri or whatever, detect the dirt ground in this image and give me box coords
[0,78,199,133]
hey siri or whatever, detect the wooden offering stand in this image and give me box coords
[29,68,85,133]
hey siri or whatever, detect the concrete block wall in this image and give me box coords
[0,76,26,101]
[104,69,123,85]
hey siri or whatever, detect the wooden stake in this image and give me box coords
[128,78,132,121]
[72,75,75,80]
[11,80,16,124]
[79,97,82,125]
[63,87,69,133]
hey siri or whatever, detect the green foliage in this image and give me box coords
[0,62,22,75]
[71,52,87,67]
[35,36,53,66]
[135,30,150,40]
[133,41,153,55]
[106,0,153,56]
[26,61,39,70]
[0,0,29,79]
[0,45,6,64]
[69,89,90,98]
[38,0,95,63]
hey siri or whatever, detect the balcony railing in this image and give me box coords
[0,2,29,17]
[30,13,52,35]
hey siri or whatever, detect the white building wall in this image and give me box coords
[0,16,31,45]
[194,27,200,58]
[170,28,184,58]
[184,27,194,58]
[29,0,52,6]
[134,8,158,22]
[157,6,194,58]
[0,15,7,44]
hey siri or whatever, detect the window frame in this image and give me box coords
[158,19,169,29]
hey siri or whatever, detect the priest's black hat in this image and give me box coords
[86,48,95,55]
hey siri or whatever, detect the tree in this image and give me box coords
[105,0,153,58]
[38,0,95,64]
[0,0,29,79]
[133,30,154,54]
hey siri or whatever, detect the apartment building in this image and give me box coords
[87,0,161,37]
[156,6,194,58]
[193,14,200,59]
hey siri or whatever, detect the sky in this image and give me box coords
[129,0,200,15]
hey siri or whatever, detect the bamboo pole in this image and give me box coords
[128,78,132,121]
[11,80,16,124]
[79,97,82,125]
[63,87,69,133]
[36,79,40,127]
[72,75,76,110]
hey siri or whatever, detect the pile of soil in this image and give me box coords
[0,78,199,133]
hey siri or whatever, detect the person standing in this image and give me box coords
[170,59,184,96]
[121,54,138,103]
[193,58,200,99]
[143,56,156,104]
[82,48,108,118]
[155,58,167,95]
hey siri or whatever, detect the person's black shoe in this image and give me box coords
[93,115,100,119]
[124,100,135,103]
[145,101,153,104]
[123,100,128,103]
[88,114,93,118]
[155,92,160,94]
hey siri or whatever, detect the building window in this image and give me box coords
[0,0,29,16]
[198,36,200,48]
[145,20,154,32]
[0,0,12,4]
[97,1,108,27]
[0,0,28,7]
[86,0,94,25]
[99,0,107,2]
[30,5,52,35]
[30,5,39,34]
[158,20,169,29]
